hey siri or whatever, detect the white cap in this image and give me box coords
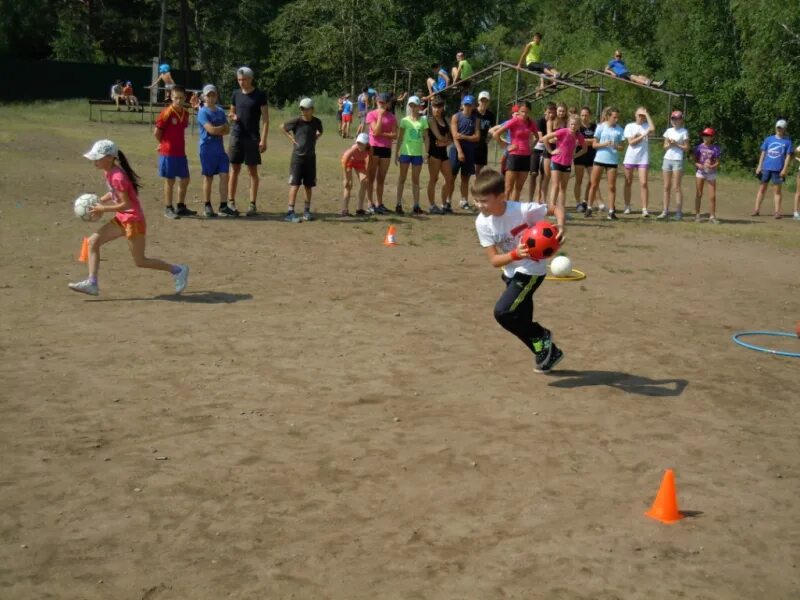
[83,139,118,160]
[776,119,788,129]
[356,133,370,145]
[299,97,314,109]
[202,84,217,96]
[407,95,421,106]
[478,91,491,101]
[237,66,254,78]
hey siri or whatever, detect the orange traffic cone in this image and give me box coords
[78,237,89,262]
[645,469,683,524]
[383,225,397,247]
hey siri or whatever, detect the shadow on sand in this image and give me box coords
[548,370,688,397]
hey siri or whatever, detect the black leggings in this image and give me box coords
[494,273,546,352]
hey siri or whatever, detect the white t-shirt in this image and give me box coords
[475,201,549,279]
[663,127,689,161]
[623,122,650,165]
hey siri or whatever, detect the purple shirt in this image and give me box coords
[694,143,721,173]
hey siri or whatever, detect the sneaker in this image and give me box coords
[532,328,553,368]
[459,199,470,210]
[623,205,631,215]
[219,204,239,217]
[584,206,593,218]
[750,210,760,217]
[443,202,454,214]
[175,204,196,216]
[367,204,376,215]
[340,209,351,217]
[395,204,405,215]
[164,206,180,220]
[68,279,99,296]
[774,212,783,219]
[576,202,586,213]
[355,209,367,216]
[375,204,390,215]
[283,210,300,222]
[607,210,618,221]
[694,214,702,222]
[412,205,424,215]
[428,204,444,215]
[203,204,217,218]
[641,208,650,218]
[598,203,606,212]
[302,210,313,222]
[657,211,669,220]
[708,216,720,224]
[794,212,800,221]
[173,264,189,294]
[674,211,683,221]
[652,80,666,89]
[246,203,258,217]
[534,344,564,373]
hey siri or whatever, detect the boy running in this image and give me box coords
[753,119,793,218]
[196,84,230,218]
[280,98,323,222]
[154,85,194,219]
[473,169,566,373]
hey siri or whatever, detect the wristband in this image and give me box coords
[510,249,521,261]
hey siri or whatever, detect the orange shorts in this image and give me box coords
[114,217,146,239]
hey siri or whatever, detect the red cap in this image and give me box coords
[670,110,683,119]
[701,127,715,136]
[511,104,520,113]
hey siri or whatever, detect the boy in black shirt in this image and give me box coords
[280,98,324,222]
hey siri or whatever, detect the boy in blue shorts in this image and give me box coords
[473,169,566,373]
[448,95,480,212]
[154,85,194,219]
[196,84,230,218]
[753,119,793,219]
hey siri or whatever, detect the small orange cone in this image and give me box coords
[78,237,89,262]
[383,225,397,246]
[645,469,683,524]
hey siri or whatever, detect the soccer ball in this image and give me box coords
[74,193,100,222]
[520,221,561,260]
[550,255,573,277]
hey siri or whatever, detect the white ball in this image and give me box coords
[74,193,99,222]
[550,255,572,277]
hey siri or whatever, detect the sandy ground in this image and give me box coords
[0,111,799,600]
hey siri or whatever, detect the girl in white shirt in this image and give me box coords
[659,111,690,219]
[622,107,655,217]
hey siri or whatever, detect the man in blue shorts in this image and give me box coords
[605,50,664,88]
[196,84,230,218]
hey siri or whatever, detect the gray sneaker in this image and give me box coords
[302,211,313,222]
[68,279,99,296]
[674,211,684,221]
[428,205,445,215]
[164,206,180,220]
[173,264,189,294]
[534,343,564,374]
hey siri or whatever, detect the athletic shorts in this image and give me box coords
[199,147,230,177]
[399,155,423,166]
[158,155,189,179]
[229,136,261,166]
[113,217,146,239]
[531,149,544,174]
[617,73,631,81]
[758,170,783,185]
[695,169,717,182]
[662,158,684,172]
[372,146,391,160]
[428,144,449,161]
[342,114,352,123]
[345,160,367,173]
[525,62,553,73]
[506,154,531,172]
[449,144,475,177]
[551,161,572,173]
[573,149,595,167]
[624,163,648,170]
[593,161,618,171]
[475,142,489,167]
[289,155,316,187]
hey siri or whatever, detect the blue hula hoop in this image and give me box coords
[732,331,800,358]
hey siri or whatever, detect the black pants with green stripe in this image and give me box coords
[494,273,546,352]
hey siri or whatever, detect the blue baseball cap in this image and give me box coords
[159,63,170,74]
[462,95,475,105]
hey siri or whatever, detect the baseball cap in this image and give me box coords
[377,92,390,103]
[701,127,715,137]
[83,139,118,160]
[670,110,683,119]
[299,97,314,109]
[407,95,421,106]
[159,63,170,74]
[511,104,520,113]
[776,119,788,129]
[202,84,217,96]
[237,66,254,79]
[478,91,491,101]
[356,133,370,145]
[462,95,475,105]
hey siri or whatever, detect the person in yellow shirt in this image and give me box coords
[516,32,563,92]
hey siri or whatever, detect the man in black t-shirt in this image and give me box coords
[225,66,269,217]
[280,97,324,222]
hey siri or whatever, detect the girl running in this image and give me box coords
[572,107,596,212]
[658,110,689,220]
[365,93,398,214]
[622,107,655,217]
[492,101,539,201]
[395,96,429,215]
[425,97,452,214]
[541,114,587,212]
[341,133,371,216]
[69,140,188,296]
[693,127,721,223]
[587,107,624,219]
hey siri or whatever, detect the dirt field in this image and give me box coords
[1,103,799,600]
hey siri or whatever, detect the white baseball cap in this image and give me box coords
[356,133,370,145]
[775,119,788,129]
[478,91,491,101]
[407,95,421,106]
[237,66,254,78]
[299,97,314,109]
[83,139,118,160]
[202,84,217,96]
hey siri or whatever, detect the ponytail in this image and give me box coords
[117,149,141,193]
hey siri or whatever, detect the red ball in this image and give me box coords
[520,221,561,260]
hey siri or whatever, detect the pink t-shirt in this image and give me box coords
[366,109,397,149]
[552,129,585,167]
[507,117,539,156]
[106,166,144,223]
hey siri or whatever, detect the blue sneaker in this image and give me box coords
[173,264,189,294]
[284,210,300,223]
